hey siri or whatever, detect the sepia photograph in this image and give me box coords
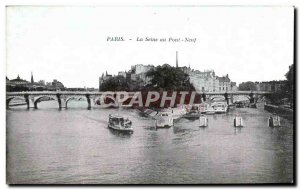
[5,6,294,184]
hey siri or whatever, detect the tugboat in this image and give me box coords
[156,112,174,128]
[199,114,208,127]
[268,114,281,127]
[108,114,133,133]
[234,115,244,127]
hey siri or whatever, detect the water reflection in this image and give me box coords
[234,127,243,135]
[108,128,133,138]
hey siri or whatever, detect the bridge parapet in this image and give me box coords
[6,91,272,109]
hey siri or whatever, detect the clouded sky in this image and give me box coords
[6,6,294,88]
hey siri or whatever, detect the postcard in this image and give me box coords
[6,6,294,184]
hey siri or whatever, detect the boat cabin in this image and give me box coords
[109,114,132,127]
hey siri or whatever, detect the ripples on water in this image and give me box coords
[6,101,293,184]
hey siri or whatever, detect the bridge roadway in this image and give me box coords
[6,91,271,109]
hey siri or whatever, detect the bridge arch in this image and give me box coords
[65,96,87,108]
[34,95,57,109]
[231,95,251,103]
[94,95,117,107]
[6,96,26,108]
[209,95,225,101]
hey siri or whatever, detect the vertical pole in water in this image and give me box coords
[234,117,236,127]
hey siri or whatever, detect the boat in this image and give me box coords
[199,103,208,113]
[199,115,208,127]
[137,108,158,118]
[206,106,215,115]
[166,106,188,120]
[212,102,228,113]
[189,103,208,114]
[155,112,174,128]
[268,115,281,127]
[184,111,200,119]
[184,104,201,119]
[256,101,266,109]
[108,114,133,133]
[234,115,243,127]
[235,102,246,108]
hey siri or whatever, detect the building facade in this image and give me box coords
[185,69,236,92]
[99,64,154,91]
[255,81,286,92]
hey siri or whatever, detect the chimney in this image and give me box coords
[31,72,34,83]
[176,51,178,68]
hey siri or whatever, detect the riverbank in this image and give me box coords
[264,104,293,120]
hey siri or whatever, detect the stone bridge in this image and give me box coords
[6,91,272,109]
[6,91,135,109]
[203,91,271,105]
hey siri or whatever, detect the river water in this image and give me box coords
[6,101,294,184]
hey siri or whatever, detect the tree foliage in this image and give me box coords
[285,63,294,104]
[238,81,257,91]
[146,64,195,91]
[263,64,294,106]
[285,64,294,83]
[100,76,129,91]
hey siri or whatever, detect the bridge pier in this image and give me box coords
[24,94,31,109]
[254,94,259,104]
[224,92,229,105]
[58,94,63,108]
[230,94,234,105]
[86,94,91,110]
[202,93,206,102]
[249,92,255,104]
[56,94,67,109]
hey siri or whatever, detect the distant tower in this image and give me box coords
[31,72,34,83]
[176,51,178,68]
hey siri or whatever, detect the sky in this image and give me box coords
[6,6,294,88]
